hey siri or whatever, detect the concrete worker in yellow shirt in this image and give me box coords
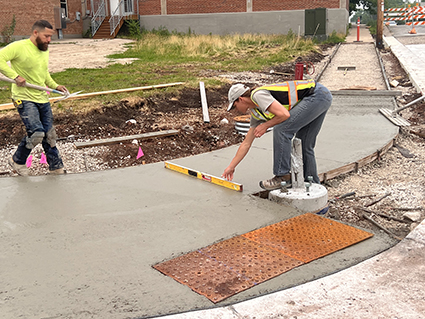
[0,20,68,176]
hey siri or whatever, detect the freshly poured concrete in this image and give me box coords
[0,93,399,318]
[2,25,417,318]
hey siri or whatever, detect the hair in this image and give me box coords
[241,86,259,98]
[32,20,53,31]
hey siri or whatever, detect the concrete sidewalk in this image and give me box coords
[384,35,425,94]
[1,26,423,319]
[152,25,425,319]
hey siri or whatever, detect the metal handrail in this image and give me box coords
[91,0,107,36]
[109,0,135,36]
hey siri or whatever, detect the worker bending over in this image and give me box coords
[222,79,332,190]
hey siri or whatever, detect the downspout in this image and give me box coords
[81,0,88,19]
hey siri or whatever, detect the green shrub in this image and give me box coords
[126,20,141,38]
[323,31,346,44]
[1,15,16,44]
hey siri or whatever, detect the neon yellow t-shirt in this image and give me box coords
[0,39,58,103]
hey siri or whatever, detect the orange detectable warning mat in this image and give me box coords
[153,213,373,303]
[242,213,374,263]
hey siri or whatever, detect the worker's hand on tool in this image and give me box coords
[56,85,69,95]
[221,166,235,181]
[14,75,26,87]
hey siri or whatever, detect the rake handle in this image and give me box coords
[394,94,425,114]
[0,76,66,96]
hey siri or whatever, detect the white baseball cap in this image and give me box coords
[227,84,250,111]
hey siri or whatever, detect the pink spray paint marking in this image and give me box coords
[40,153,48,164]
[137,147,144,159]
[26,155,33,168]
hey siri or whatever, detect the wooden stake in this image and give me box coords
[74,129,179,149]
[365,192,391,207]
[362,212,402,241]
[360,207,407,223]
[199,82,210,123]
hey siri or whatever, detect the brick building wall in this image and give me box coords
[0,0,87,40]
[64,1,86,36]
[0,0,58,38]
[253,0,340,12]
[139,0,162,15]
[1,0,347,38]
[166,0,246,14]
[139,0,344,15]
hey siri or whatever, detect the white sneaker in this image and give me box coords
[8,157,29,176]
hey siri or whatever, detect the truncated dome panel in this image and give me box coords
[153,213,373,303]
[242,213,374,263]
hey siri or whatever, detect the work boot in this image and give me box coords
[48,167,66,175]
[259,174,291,190]
[8,157,29,176]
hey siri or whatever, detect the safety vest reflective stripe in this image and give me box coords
[287,81,297,109]
[250,80,315,121]
[251,108,274,121]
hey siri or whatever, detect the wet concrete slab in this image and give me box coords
[0,94,399,318]
[0,24,406,318]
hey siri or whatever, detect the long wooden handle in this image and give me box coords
[0,76,65,95]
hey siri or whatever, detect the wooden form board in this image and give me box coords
[319,139,394,182]
[164,161,243,192]
[74,129,179,149]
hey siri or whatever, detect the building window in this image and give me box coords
[60,0,68,17]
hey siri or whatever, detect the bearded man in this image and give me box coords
[0,20,68,175]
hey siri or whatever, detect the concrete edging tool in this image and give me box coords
[0,76,82,102]
[379,94,425,127]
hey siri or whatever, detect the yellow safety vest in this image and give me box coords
[250,79,316,121]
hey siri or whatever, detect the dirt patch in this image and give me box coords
[48,38,136,73]
[0,86,242,169]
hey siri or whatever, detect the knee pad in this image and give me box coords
[46,127,57,148]
[25,131,45,149]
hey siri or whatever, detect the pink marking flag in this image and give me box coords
[40,153,48,164]
[137,147,144,159]
[26,155,33,168]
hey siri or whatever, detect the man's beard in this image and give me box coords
[36,36,49,51]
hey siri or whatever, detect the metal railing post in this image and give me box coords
[91,0,106,37]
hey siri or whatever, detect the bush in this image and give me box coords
[1,15,16,44]
[368,20,377,35]
[126,20,141,38]
[323,31,345,44]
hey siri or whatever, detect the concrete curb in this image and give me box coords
[384,35,425,94]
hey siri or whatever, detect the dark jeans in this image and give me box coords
[13,100,63,171]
